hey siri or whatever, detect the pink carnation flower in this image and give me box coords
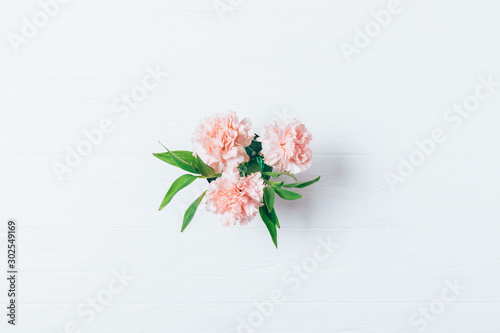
[259,117,313,174]
[192,111,254,173]
[206,168,265,227]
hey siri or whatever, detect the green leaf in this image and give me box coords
[264,180,284,188]
[194,155,215,177]
[270,208,280,229]
[261,171,281,178]
[259,206,278,248]
[245,158,262,175]
[283,176,321,188]
[281,171,298,182]
[261,171,297,181]
[263,186,275,213]
[256,156,273,174]
[153,150,199,174]
[244,135,262,159]
[159,174,198,211]
[198,173,221,179]
[181,191,206,232]
[165,147,199,173]
[238,163,247,177]
[275,188,303,200]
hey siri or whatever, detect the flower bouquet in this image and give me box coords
[154,111,320,247]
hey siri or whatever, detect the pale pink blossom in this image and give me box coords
[192,111,254,173]
[259,117,312,174]
[206,168,265,227]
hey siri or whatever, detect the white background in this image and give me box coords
[0,0,499,332]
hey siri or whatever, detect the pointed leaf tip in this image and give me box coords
[158,174,198,211]
[259,206,278,248]
[275,188,303,200]
[181,191,207,232]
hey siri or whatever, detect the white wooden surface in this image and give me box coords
[1,0,499,332]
